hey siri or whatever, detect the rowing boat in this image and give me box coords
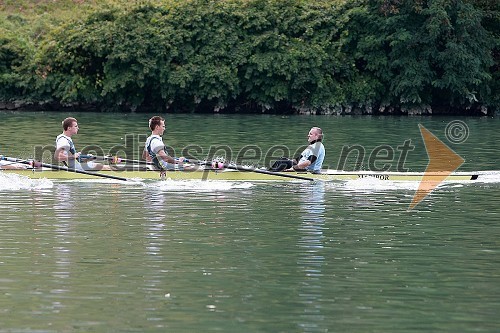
[0,168,479,182]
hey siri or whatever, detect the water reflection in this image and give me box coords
[297,183,326,332]
[53,184,76,279]
[143,189,167,223]
[53,184,77,219]
[48,184,77,314]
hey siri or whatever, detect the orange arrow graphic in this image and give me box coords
[409,124,465,210]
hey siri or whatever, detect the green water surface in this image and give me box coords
[0,112,499,332]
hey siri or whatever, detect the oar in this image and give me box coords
[79,155,314,181]
[81,155,154,165]
[83,155,189,166]
[188,159,315,181]
[0,156,130,181]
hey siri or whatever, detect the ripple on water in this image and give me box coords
[141,179,254,192]
[0,172,53,191]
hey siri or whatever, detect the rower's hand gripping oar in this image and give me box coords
[1,155,130,181]
[189,158,315,181]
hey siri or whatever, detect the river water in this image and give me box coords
[1,112,499,332]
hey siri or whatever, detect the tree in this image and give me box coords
[343,0,496,113]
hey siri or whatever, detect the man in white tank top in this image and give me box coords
[54,117,111,171]
[142,116,187,171]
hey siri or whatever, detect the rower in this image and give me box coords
[54,117,111,171]
[142,116,190,176]
[269,127,325,173]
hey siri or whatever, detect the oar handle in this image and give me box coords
[78,154,96,162]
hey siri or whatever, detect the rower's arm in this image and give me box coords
[157,149,177,164]
[294,159,311,170]
[54,147,80,162]
[142,149,150,161]
[292,155,317,170]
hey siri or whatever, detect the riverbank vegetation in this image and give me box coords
[1,0,498,115]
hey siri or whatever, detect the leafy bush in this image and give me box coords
[1,0,498,114]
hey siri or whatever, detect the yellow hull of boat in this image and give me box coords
[1,168,479,182]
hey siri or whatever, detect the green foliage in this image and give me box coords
[343,0,498,113]
[0,22,39,102]
[239,0,348,111]
[1,0,498,114]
